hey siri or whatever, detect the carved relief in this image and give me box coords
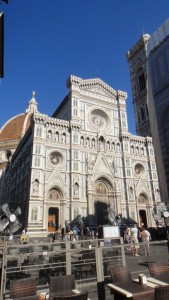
[134,163,144,176]
[48,189,60,200]
[138,194,146,204]
[49,151,63,166]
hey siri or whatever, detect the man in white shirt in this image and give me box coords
[130,224,140,256]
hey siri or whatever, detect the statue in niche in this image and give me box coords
[155,188,160,202]
[62,134,66,143]
[33,180,39,195]
[74,183,79,196]
[129,186,134,201]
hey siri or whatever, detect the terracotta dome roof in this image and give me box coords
[0,113,32,142]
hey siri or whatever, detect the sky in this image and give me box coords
[0,0,169,134]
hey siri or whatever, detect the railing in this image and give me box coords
[0,236,168,299]
[0,236,124,299]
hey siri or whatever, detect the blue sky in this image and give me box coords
[0,0,169,133]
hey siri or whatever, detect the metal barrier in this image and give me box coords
[0,236,125,299]
[0,237,168,299]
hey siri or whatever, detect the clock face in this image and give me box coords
[49,151,62,165]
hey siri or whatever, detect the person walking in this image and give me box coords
[124,227,131,251]
[130,224,140,256]
[139,226,151,256]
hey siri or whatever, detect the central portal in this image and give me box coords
[94,179,113,226]
[95,201,108,226]
[48,207,59,232]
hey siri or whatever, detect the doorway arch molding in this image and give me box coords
[87,175,117,224]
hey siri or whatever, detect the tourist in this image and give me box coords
[139,226,151,256]
[130,224,140,256]
[124,226,131,250]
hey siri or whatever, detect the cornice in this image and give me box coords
[67,75,126,99]
[126,34,150,61]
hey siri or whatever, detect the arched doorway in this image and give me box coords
[48,187,62,232]
[48,207,59,232]
[94,179,114,226]
[138,193,148,227]
[139,209,147,228]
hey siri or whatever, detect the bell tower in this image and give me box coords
[126,34,151,137]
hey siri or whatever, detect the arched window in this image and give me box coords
[136,146,139,155]
[92,138,95,147]
[62,133,66,143]
[138,71,146,92]
[47,130,52,140]
[55,131,59,142]
[106,141,110,150]
[141,147,144,155]
[74,182,79,197]
[112,142,115,151]
[86,137,90,147]
[80,136,84,145]
[131,146,134,154]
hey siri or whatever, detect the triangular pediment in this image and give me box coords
[46,168,65,189]
[92,153,114,177]
[135,178,149,197]
[79,78,117,98]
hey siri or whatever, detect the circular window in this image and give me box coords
[89,109,109,130]
[134,163,144,175]
[49,151,63,166]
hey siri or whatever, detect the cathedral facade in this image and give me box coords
[0,76,159,234]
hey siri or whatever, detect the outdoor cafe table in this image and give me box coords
[107,281,155,300]
[147,274,169,285]
[49,289,82,300]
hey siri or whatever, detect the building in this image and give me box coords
[0,76,159,235]
[126,34,151,137]
[127,18,169,207]
[147,19,169,206]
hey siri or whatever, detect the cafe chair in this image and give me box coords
[10,277,39,300]
[110,265,132,283]
[155,285,169,300]
[49,275,75,296]
[148,262,169,278]
[53,291,88,300]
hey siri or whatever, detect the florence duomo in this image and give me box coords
[0,66,160,235]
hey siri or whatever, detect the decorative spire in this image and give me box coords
[26,91,38,113]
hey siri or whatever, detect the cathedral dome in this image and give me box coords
[0,92,38,169]
[0,113,32,142]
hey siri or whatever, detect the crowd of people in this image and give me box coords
[123,223,151,256]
